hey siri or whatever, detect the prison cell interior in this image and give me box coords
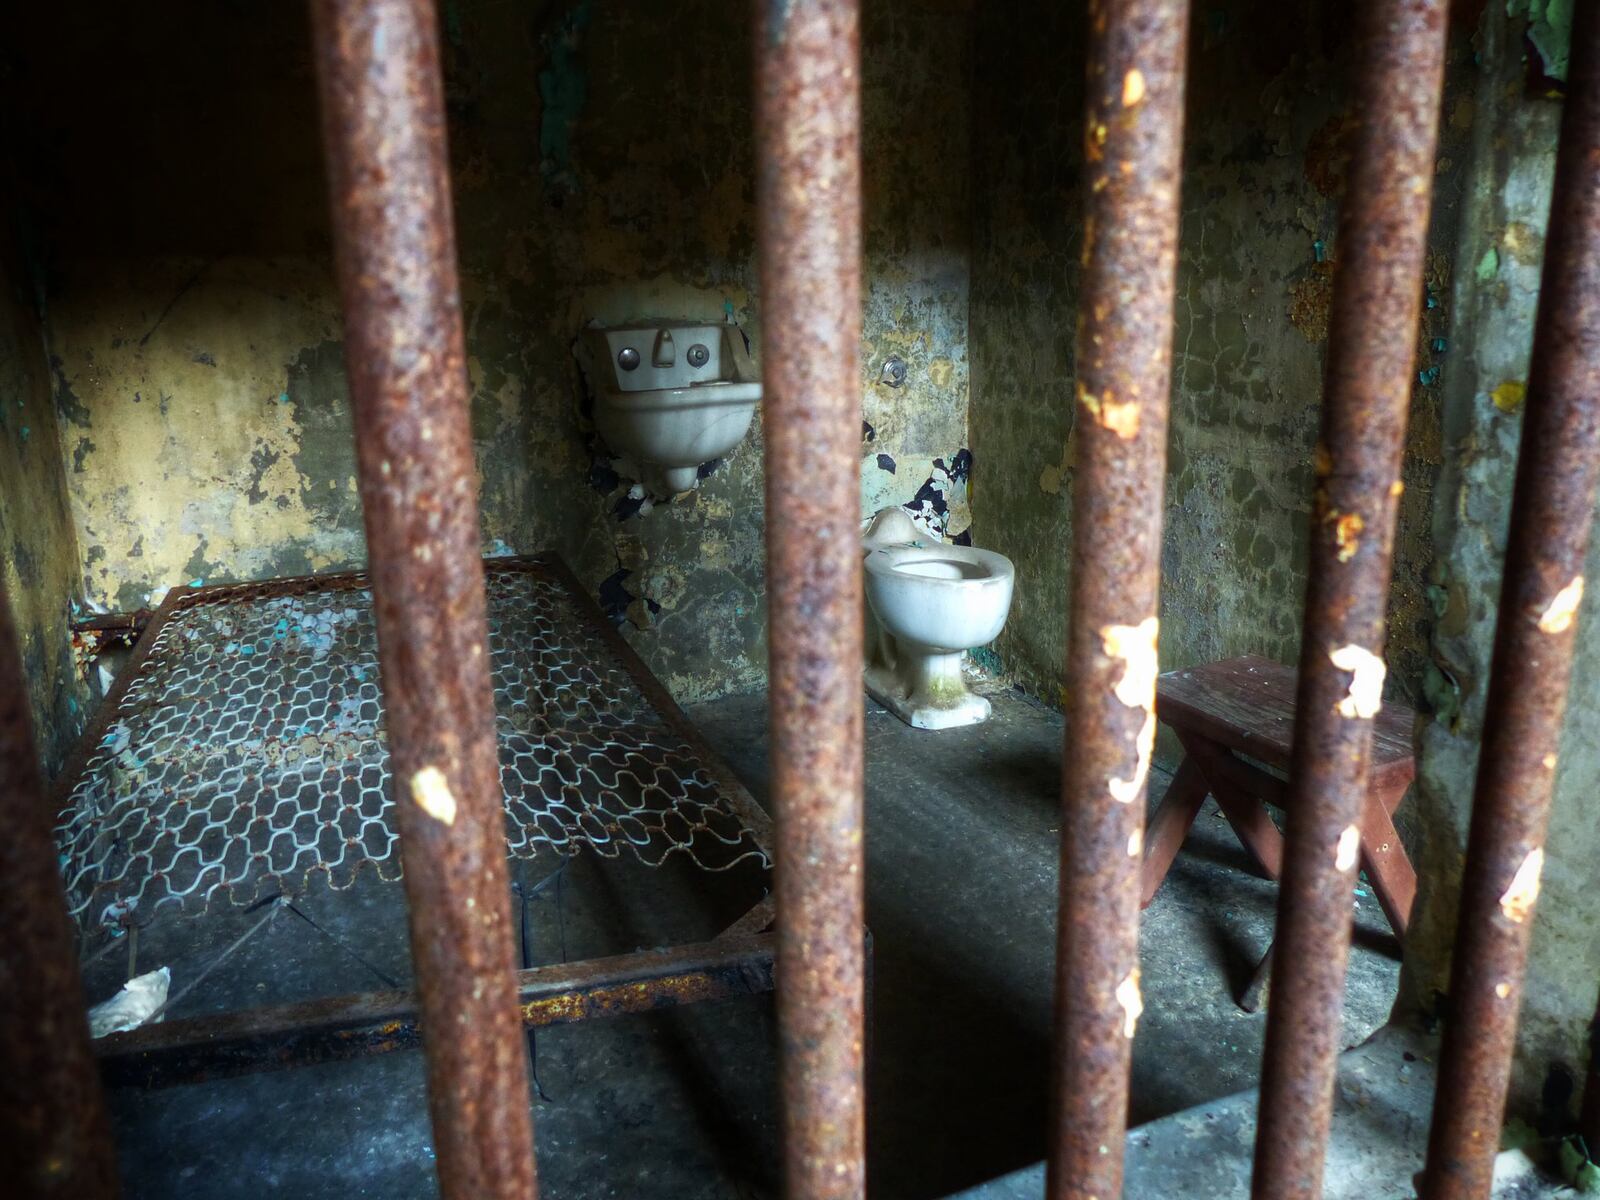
[2,0,1599,1198]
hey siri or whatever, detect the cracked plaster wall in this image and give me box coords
[10,0,971,708]
[969,0,1466,766]
[1400,3,1599,1123]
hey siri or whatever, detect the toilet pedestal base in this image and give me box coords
[864,652,992,730]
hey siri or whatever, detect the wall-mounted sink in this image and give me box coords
[576,321,760,493]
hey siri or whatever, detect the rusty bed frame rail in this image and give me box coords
[95,933,779,1091]
[5,1,1600,1198]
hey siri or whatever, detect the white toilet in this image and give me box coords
[861,507,1015,730]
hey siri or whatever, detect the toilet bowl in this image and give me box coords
[861,507,1015,730]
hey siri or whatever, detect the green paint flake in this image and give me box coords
[1476,246,1500,282]
[1508,0,1574,82]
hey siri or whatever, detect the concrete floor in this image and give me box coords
[957,1023,1566,1200]
[97,686,1403,1198]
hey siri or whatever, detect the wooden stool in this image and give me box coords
[1140,654,1416,1011]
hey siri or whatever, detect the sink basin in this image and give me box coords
[577,322,761,493]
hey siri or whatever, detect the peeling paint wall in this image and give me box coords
[0,227,89,773]
[11,0,970,707]
[969,0,1461,730]
[1401,2,1598,1122]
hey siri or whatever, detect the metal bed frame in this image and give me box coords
[53,554,780,1089]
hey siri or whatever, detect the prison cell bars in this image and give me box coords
[1049,2,1189,1198]
[309,2,540,1198]
[754,3,870,1197]
[4,1,1600,1198]
[1251,4,1450,1198]
[1419,4,1600,1196]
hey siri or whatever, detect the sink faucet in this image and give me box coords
[653,328,676,368]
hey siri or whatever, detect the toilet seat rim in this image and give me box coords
[862,544,1014,586]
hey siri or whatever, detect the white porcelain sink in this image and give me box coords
[577,322,761,493]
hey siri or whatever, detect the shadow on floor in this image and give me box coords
[94,689,1401,1199]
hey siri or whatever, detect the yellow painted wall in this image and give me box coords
[15,0,975,704]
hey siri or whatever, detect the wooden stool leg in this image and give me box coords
[1211,788,1285,880]
[1140,755,1209,908]
[1177,731,1286,880]
[1360,779,1417,937]
[1242,780,1415,1015]
[1239,943,1273,1013]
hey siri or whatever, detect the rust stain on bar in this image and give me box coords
[1420,5,1600,1197]
[1252,3,1448,1198]
[1049,2,1188,1197]
[309,2,537,1197]
[0,577,119,1198]
[754,1,867,1195]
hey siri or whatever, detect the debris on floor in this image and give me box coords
[89,966,170,1037]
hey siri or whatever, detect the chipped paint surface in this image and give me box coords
[969,0,1454,724]
[1333,511,1365,562]
[1334,824,1361,873]
[1103,618,1160,710]
[1498,847,1545,925]
[1507,0,1574,83]
[1536,575,1584,633]
[1121,69,1146,108]
[409,766,458,827]
[1103,618,1159,805]
[1492,378,1528,412]
[1115,969,1144,1039]
[21,0,971,707]
[1329,644,1386,720]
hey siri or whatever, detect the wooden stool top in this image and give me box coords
[1156,654,1415,787]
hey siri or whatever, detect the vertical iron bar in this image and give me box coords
[1420,5,1600,1195]
[309,3,538,1197]
[1048,2,1188,1197]
[1251,3,1448,1197]
[0,578,119,1197]
[754,2,866,1196]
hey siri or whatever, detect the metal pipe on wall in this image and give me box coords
[1420,5,1600,1195]
[308,2,538,1196]
[1251,3,1448,1197]
[0,579,119,1198]
[753,1,867,1196]
[1048,2,1189,1196]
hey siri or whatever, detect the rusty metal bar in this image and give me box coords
[1252,3,1448,1197]
[1049,2,1189,1197]
[96,934,778,1090]
[0,577,119,1199]
[753,2,867,1195]
[309,3,537,1197]
[1420,5,1600,1195]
